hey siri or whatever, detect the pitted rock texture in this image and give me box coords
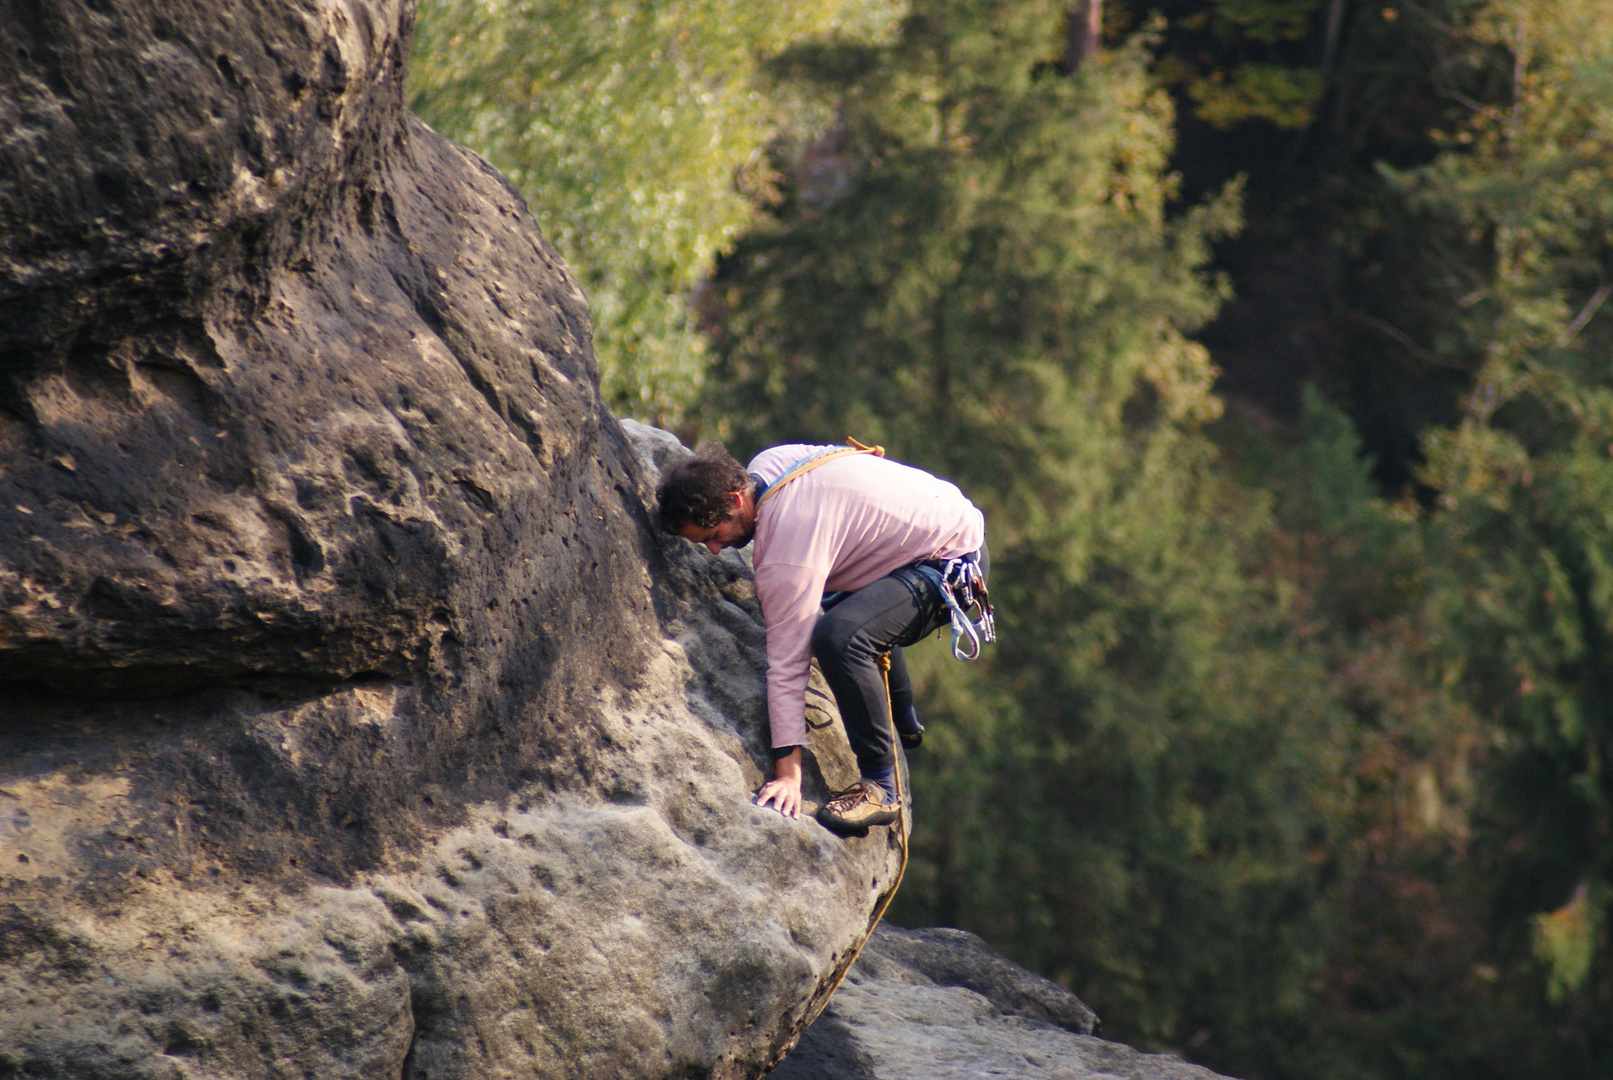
[772,926,1233,1080]
[0,3,901,1077]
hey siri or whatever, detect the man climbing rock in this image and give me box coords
[657,441,988,832]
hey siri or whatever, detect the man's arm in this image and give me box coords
[750,561,825,819]
[754,747,802,818]
[753,561,825,750]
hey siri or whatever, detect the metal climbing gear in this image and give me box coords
[915,554,996,661]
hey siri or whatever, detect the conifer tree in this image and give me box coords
[1389,0,1613,1065]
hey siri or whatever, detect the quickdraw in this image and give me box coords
[916,555,996,661]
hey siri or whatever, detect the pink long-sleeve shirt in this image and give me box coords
[747,444,985,750]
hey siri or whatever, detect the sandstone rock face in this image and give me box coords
[0,3,901,1077]
[773,926,1232,1080]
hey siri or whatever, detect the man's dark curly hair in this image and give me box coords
[656,442,751,533]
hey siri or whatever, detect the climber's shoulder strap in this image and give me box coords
[754,437,884,508]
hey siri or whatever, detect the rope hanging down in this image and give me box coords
[805,651,907,1026]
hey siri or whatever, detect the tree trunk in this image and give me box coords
[1320,0,1346,81]
[1065,0,1102,71]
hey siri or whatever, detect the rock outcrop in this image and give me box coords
[774,926,1228,1080]
[0,3,901,1076]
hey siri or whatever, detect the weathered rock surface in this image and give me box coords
[861,925,1100,1035]
[773,926,1231,1080]
[0,2,901,1077]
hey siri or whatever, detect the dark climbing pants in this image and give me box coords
[810,544,988,775]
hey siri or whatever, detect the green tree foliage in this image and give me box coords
[1392,0,1613,1060]
[1143,0,1339,132]
[705,7,1236,513]
[1219,390,1500,1080]
[408,0,900,423]
[1131,0,1493,493]
[700,2,1364,1062]
[1211,3,1613,1075]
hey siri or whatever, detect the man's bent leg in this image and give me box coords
[810,570,942,777]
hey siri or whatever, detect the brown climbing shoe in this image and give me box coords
[816,781,900,832]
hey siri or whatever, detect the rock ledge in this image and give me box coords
[775,925,1233,1080]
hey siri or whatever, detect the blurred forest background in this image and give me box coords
[408,1,1613,1076]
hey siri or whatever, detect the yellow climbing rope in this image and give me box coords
[806,650,909,1024]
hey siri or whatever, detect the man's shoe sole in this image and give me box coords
[816,803,900,832]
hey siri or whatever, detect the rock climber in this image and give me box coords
[656,440,989,832]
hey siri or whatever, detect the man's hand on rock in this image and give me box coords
[755,747,803,819]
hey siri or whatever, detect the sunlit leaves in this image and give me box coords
[1188,63,1322,129]
[409,0,902,422]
